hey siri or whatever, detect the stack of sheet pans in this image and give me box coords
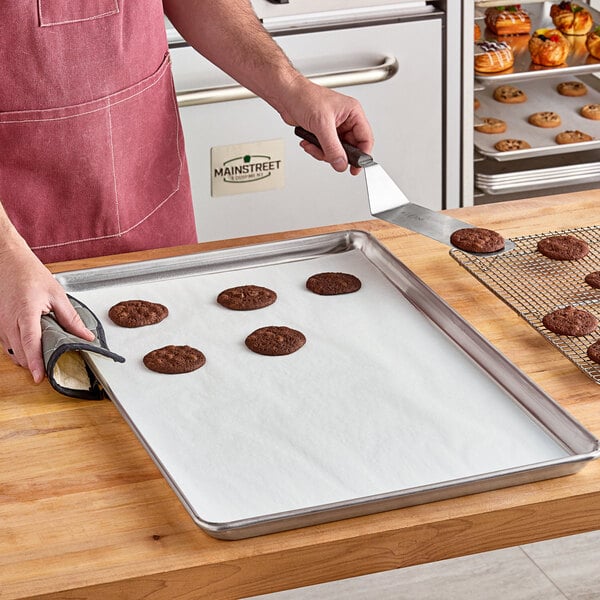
[475,161,600,195]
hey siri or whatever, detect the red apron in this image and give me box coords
[0,0,198,264]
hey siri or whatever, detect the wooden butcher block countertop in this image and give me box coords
[2,192,600,600]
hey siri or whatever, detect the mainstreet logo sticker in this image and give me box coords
[211,139,285,197]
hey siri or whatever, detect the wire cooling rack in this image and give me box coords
[450,226,600,384]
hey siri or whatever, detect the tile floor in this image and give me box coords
[248,530,600,599]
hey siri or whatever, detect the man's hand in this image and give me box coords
[0,242,94,383]
[276,76,374,176]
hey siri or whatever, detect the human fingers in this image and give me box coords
[337,116,374,176]
[51,294,95,342]
[14,313,45,383]
[307,121,349,173]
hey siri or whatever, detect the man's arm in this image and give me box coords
[0,204,94,382]
[163,0,373,175]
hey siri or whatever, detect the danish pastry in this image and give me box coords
[475,22,482,41]
[529,29,570,66]
[475,40,514,73]
[551,2,593,36]
[585,26,600,59]
[485,6,531,36]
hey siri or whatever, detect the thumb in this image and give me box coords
[52,295,96,341]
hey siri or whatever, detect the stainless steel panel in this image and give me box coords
[170,19,444,242]
[56,231,599,539]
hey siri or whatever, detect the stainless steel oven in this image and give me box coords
[167,1,461,242]
[463,1,600,206]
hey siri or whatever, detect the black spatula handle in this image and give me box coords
[294,126,374,168]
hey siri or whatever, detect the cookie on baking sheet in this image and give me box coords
[245,326,306,356]
[528,111,561,128]
[587,340,600,364]
[143,345,206,374]
[555,130,593,145]
[537,235,590,260]
[542,306,598,337]
[494,139,531,152]
[493,85,527,104]
[557,81,588,97]
[450,227,505,254]
[585,271,600,289]
[217,285,277,311]
[580,104,600,121]
[474,117,507,134]
[108,300,168,328]
[306,272,362,296]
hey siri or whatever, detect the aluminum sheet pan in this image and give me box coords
[451,226,600,384]
[474,3,600,83]
[56,231,600,539]
[476,167,600,195]
[474,75,600,161]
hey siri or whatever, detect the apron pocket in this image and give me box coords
[0,54,182,252]
[38,0,119,26]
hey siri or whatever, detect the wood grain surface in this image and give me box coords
[1,193,600,600]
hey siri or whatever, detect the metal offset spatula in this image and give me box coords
[295,127,515,255]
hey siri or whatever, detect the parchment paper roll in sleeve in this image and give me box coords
[41,295,125,400]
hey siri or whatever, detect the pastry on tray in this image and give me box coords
[475,21,482,41]
[550,2,593,36]
[485,5,531,36]
[529,29,570,66]
[475,40,514,73]
[586,26,600,59]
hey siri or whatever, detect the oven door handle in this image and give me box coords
[176,55,399,107]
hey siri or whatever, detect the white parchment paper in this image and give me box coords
[75,250,567,525]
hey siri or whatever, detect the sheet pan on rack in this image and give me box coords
[474,75,600,161]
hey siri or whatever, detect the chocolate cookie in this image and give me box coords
[495,139,531,152]
[143,345,206,374]
[542,306,598,337]
[528,111,561,128]
[474,117,507,134]
[108,300,168,328]
[306,272,362,296]
[587,340,600,364]
[245,326,306,356]
[555,130,593,145]
[580,104,600,121]
[493,85,527,104]
[537,235,590,260]
[584,271,600,289]
[450,227,505,253]
[217,285,277,310]
[557,81,588,97]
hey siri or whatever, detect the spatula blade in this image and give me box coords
[364,165,515,254]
